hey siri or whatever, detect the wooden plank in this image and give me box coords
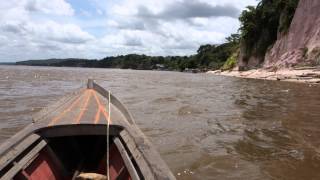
[0,125,35,159]
[120,129,176,180]
[0,80,175,179]
[0,134,40,171]
[92,81,135,124]
[33,89,84,123]
[114,137,140,180]
[45,145,69,177]
[1,140,47,179]
[120,131,155,180]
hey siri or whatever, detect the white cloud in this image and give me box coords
[96,9,103,15]
[99,0,254,56]
[25,0,74,16]
[0,0,95,61]
[112,0,172,16]
[0,0,258,61]
[1,20,93,44]
[32,21,94,44]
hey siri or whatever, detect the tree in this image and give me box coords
[239,0,299,59]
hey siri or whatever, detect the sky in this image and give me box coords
[0,0,258,62]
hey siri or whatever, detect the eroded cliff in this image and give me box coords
[238,0,320,70]
[264,0,320,68]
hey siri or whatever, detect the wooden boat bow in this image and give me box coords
[0,79,175,180]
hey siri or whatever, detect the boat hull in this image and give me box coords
[0,80,175,180]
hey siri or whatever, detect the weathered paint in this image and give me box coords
[0,80,176,180]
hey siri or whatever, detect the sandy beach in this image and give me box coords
[208,67,320,84]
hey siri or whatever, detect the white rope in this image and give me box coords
[106,90,111,180]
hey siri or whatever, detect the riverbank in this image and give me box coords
[208,67,320,84]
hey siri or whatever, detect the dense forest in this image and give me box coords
[16,0,299,72]
[239,0,299,67]
[17,34,239,72]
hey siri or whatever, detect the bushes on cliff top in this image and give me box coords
[222,50,239,71]
[239,0,299,61]
[195,34,240,70]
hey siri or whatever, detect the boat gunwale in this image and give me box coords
[0,79,176,180]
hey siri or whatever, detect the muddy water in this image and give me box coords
[1,65,320,179]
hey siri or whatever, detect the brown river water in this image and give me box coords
[1,65,320,179]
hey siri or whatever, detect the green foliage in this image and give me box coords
[278,0,300,33]
[222,50,239,71]
[239,0,299,60]
[195,34,240,70]
[17,1,300,71]
[21,33,240,72]
[302,47,308,58]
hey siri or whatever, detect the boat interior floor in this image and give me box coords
[9,135,133,180]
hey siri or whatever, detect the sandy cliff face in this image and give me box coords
[264,0,320,68]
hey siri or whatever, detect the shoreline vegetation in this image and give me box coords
[9,0,320,84]
[15,33,239,73]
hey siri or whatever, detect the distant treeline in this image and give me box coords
[15,0,301,71]
[16,34,239,72]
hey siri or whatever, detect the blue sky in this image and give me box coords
[67,0,108,37]
[0,0,257,62]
